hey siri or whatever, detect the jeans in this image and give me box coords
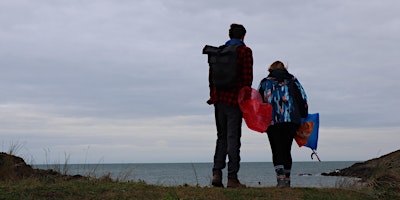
[212,103,243,179]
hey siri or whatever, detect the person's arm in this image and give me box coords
[294,79,308,104]
[240,47,253,87]
[207,67,215,105]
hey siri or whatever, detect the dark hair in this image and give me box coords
[229,24,246,39]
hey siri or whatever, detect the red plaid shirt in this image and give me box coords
[207,45,253,105]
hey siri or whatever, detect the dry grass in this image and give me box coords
[0,178,379,200]
[340,150,400,199]
[2,150,400,199]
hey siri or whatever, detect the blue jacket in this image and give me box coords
[258,68,307,125]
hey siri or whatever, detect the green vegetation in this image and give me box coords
[1,151,399,199]
[0,178,378,200]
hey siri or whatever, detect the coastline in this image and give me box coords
[1,151,399,199]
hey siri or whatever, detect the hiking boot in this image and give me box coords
[212,174,224,187]
[227,178,246,188]
[276,175,286,188]
[277,177,286,188]
[284,178,291,188]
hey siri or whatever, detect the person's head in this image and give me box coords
[268,61,287,72]
[229,23,246,40]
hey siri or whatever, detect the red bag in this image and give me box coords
[238,87,272,133]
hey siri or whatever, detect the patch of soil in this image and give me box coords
[0,152,83,181]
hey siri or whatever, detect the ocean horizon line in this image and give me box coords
[32,160,360,166]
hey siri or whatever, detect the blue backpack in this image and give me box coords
[289,80,308,118]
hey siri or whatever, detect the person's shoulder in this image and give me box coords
[290,74,300,82]
[259,77,269,86]
[237,45,252,53]
[239,45,251,50]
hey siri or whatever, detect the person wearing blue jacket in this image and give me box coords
[258,61,308,188]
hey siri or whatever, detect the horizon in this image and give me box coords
[1,0,400,164]
[30,160,361,166]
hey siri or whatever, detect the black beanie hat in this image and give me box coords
[229,24,246,39]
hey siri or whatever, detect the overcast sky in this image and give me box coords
[1,0,399,164]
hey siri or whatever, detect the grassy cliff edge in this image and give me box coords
[1,151,399,199]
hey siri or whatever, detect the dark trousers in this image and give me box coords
[212,103,243,179]
[266,123,297,175]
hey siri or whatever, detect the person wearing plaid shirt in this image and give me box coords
[207,24,253,188]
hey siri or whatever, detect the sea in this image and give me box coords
[33,161,359,188]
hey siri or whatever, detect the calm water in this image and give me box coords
[33,161,358,188]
